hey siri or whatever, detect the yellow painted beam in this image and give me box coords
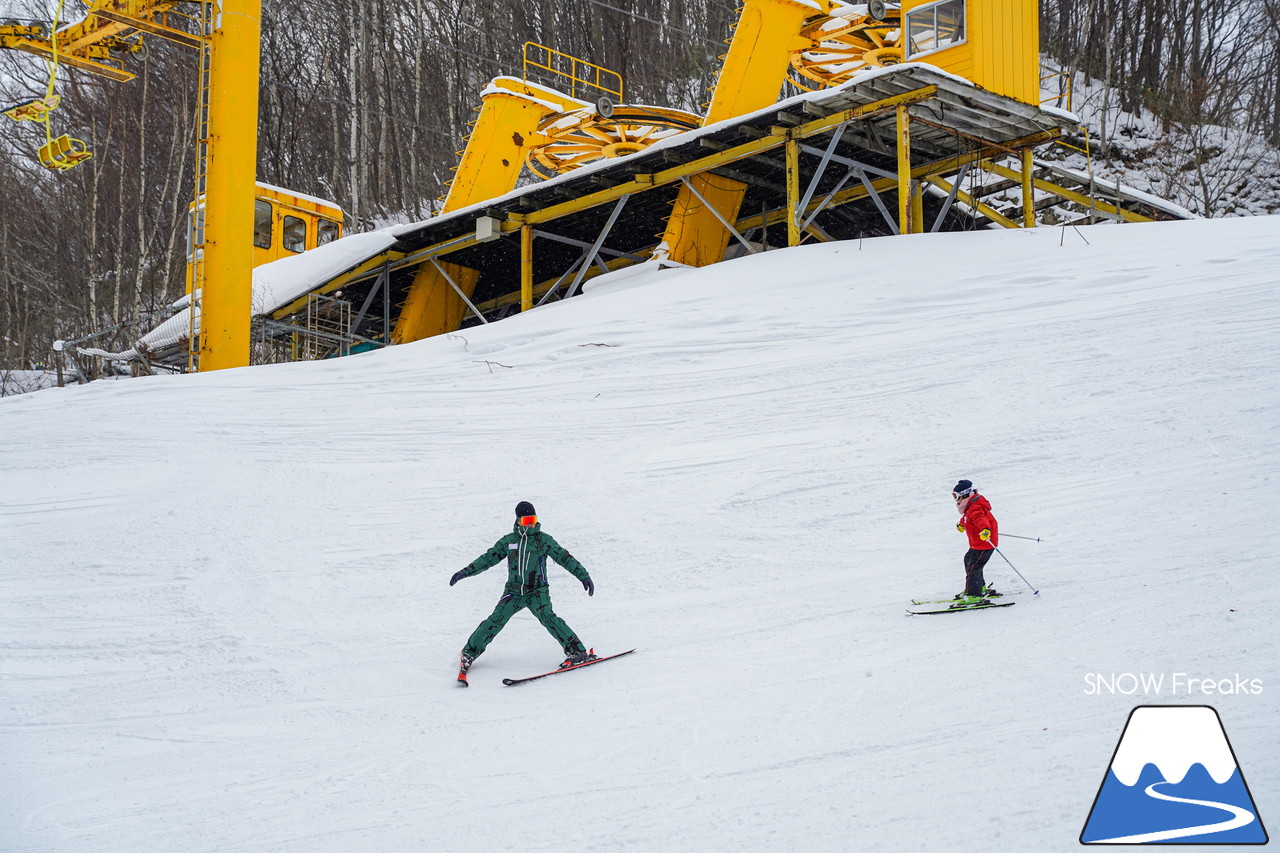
[91,8,203,48]
[507,86,941,231]
[911,181,925,234]
[269,250,407,320]
[979,160,1157,224]
[734,130,1063,233]
[198,0,261,371]
[432,128,1065,316]
[520,224,534,312]
[924,176,1021,230]
[896,105,912,233]
[785,138,801,247]
[1021,148,1035,227]
[0,37,134,80]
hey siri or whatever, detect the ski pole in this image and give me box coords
[1001,533,1042,542]
[993,546,1039,596]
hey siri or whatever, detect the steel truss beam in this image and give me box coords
[733,128,1062,235]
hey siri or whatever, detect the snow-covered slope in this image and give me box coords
[2,217,1277,852]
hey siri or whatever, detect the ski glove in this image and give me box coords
[956,522,965,532]
[979,529,992,541]
[450,568,470,586]
[582,576,594,597]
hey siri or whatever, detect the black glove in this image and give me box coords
[582,576,594,596]
[450,568,469,586]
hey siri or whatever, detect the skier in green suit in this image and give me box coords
[452,501,596,684]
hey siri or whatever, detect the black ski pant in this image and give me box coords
[964,548,995,596]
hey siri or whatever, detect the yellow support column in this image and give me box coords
[520,224,534,312]
[658,0,814,266]
[896,105,912,234]
[393,260,482,343]
[394,78,586,343]
[441,79,583,212]
[1021,148,1036,227]
[785,137,801,247]
[199,0,261,371]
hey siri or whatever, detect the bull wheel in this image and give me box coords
[789,10,905,91]
[526,105,701,179]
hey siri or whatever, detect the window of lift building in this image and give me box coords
[317,218,340,246]
[283,215,307,253]
[254,200,272,249]
[906,0,966,59]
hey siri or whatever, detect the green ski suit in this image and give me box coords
[457,521,591,659]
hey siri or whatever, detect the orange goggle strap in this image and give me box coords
[518,515,537,526]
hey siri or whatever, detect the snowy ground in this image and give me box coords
[2,216,1277,852]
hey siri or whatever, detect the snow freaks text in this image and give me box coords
[1084,673,1264,696]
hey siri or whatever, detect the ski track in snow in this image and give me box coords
[1,218,1278,852]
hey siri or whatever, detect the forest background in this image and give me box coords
[2,0,1279,376]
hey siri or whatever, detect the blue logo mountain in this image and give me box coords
[1081,706,1268,844]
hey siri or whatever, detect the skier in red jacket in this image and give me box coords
[953,479,999,604]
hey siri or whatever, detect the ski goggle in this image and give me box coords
[953,488,975,501]
[518,514,537,526]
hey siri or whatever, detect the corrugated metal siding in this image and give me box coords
[974,0,1038,103]
[903,0,1038,104]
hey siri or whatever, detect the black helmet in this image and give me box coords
[952,480,975,500]
[515,500,536,517]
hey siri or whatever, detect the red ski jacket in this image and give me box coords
[960,494,999,550]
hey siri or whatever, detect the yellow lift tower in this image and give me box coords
[392,45,702,345]
[2,1,263,372]
[211,0,1192,368]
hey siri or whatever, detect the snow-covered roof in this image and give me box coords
[250,230,399,314]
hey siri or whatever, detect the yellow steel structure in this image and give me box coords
[656,0,815,267]
[653,0,1042,264]
[392,51,705,344]
[392,76,589,344]
[0,3,196,83]
[2,0,264,372]
[788,4,907,90]
[188,0,262,371]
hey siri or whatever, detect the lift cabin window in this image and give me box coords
[317,218,340,246]
[254,200,272,249]
[906,0,966,58]
[283,215,307,253]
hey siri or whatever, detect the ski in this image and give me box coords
[911,590,1019,606]
[908,601,1016,615]
[502,649,636,686]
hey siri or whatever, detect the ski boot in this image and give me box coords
[457,652,474,687]
[559,648,598,669]
[949,595,990,609]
